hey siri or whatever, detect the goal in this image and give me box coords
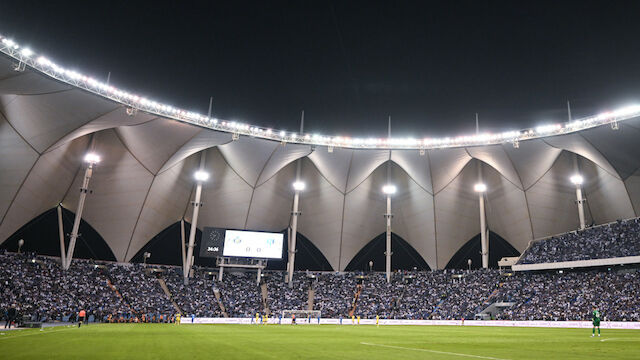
[281,310,321,320]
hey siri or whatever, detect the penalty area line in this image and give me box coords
[360,342,512,360]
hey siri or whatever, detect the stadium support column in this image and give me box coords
[576,187,586,230]
[180,218,186,270]
[385,194,392,282]
[382,184,396,283]
[288,112,305,288]
[479,192,488,268]
[382,118,394,283]
[57,204,66,267]
[288,187,301,287]
[570,174,586,230]
[184,152,208,285]
[474,181,488,269]
[64,152,100,270]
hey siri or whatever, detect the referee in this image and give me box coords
[78,309,86,328]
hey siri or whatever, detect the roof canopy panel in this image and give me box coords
[433,160,482,267]
[158,129,232,173]
[501,139,562,190]
[544,133,620,179]
[307,147,353,192]
[386,162,437,269]
[0,90,118,153]
[0,112,39,221]
[526,151,593,239]
[191,148,253,231]
[390,149,433,193]
[217,137,280,186]
[0,70,71,95]
[297,158,345,271]
[245,162,296,232]
[580,124,640,180]
[0,136,88,242]
[124,154,200,261]
[62,130,154,261]
[116,118,201,175]
[428,147,472,194]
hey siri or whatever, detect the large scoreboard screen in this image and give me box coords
[199,227,284,260]
[222,230,284,259]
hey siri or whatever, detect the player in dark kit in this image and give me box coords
[591,306,601,337]
[4,304,17,329]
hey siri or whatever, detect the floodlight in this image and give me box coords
[570,174,584,185]
[83,153,101,164]
[382,184,397,195]
[21,48,33,57]
[474,183,487,192]
[292,181,306,191]
[194,170,210,182]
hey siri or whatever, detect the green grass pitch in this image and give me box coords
[0,323,638,359]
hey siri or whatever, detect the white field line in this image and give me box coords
[600,338,639,342]
[0,326,77,340]
[360,342,512,360]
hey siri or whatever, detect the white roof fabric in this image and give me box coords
[1,58,640,269]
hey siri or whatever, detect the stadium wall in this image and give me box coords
[181,317,640,329]
[512,255,640,271]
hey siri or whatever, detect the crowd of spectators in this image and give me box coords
[431,269,501,320]
[495,270,640,321]
[313,272,357,318]
[264,272,308,315]
[355,273,397,318]
[163,268,222,317]
[2,250,639,323]
[519,218,640,264]
[215,272,262,317]
[0,251,127,322]
[107,263,174,317]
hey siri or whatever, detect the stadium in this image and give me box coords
[1,5,640,359]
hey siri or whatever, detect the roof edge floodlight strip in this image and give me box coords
[1,34,639,150]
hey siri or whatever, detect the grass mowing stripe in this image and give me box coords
[360,342,512,360]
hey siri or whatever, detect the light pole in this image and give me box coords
[17,239,24,254]
[467,258,472,271]
[64,152,100,270]
[570,174,586,230]
[382,184,396,283]
[143,252,151,266]
[474,183,488,269]
[184,167,209,285]
[288,180,305,287]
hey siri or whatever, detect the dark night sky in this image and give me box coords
[2,1,640,138]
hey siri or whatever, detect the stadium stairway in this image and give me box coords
[212,288,229,317]
[260,282,270,316]
[391,285,406,318]
[104,277,136,315]
[348,284,363,317]
[156,278,182,314]
[307,288,314,311]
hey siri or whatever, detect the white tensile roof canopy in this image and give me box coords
[1,39,640,270]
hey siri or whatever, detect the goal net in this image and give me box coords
[281,310,321,319]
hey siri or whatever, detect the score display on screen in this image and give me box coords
[222,230,284,259]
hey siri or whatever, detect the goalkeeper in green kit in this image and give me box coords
[591,306,601,337]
